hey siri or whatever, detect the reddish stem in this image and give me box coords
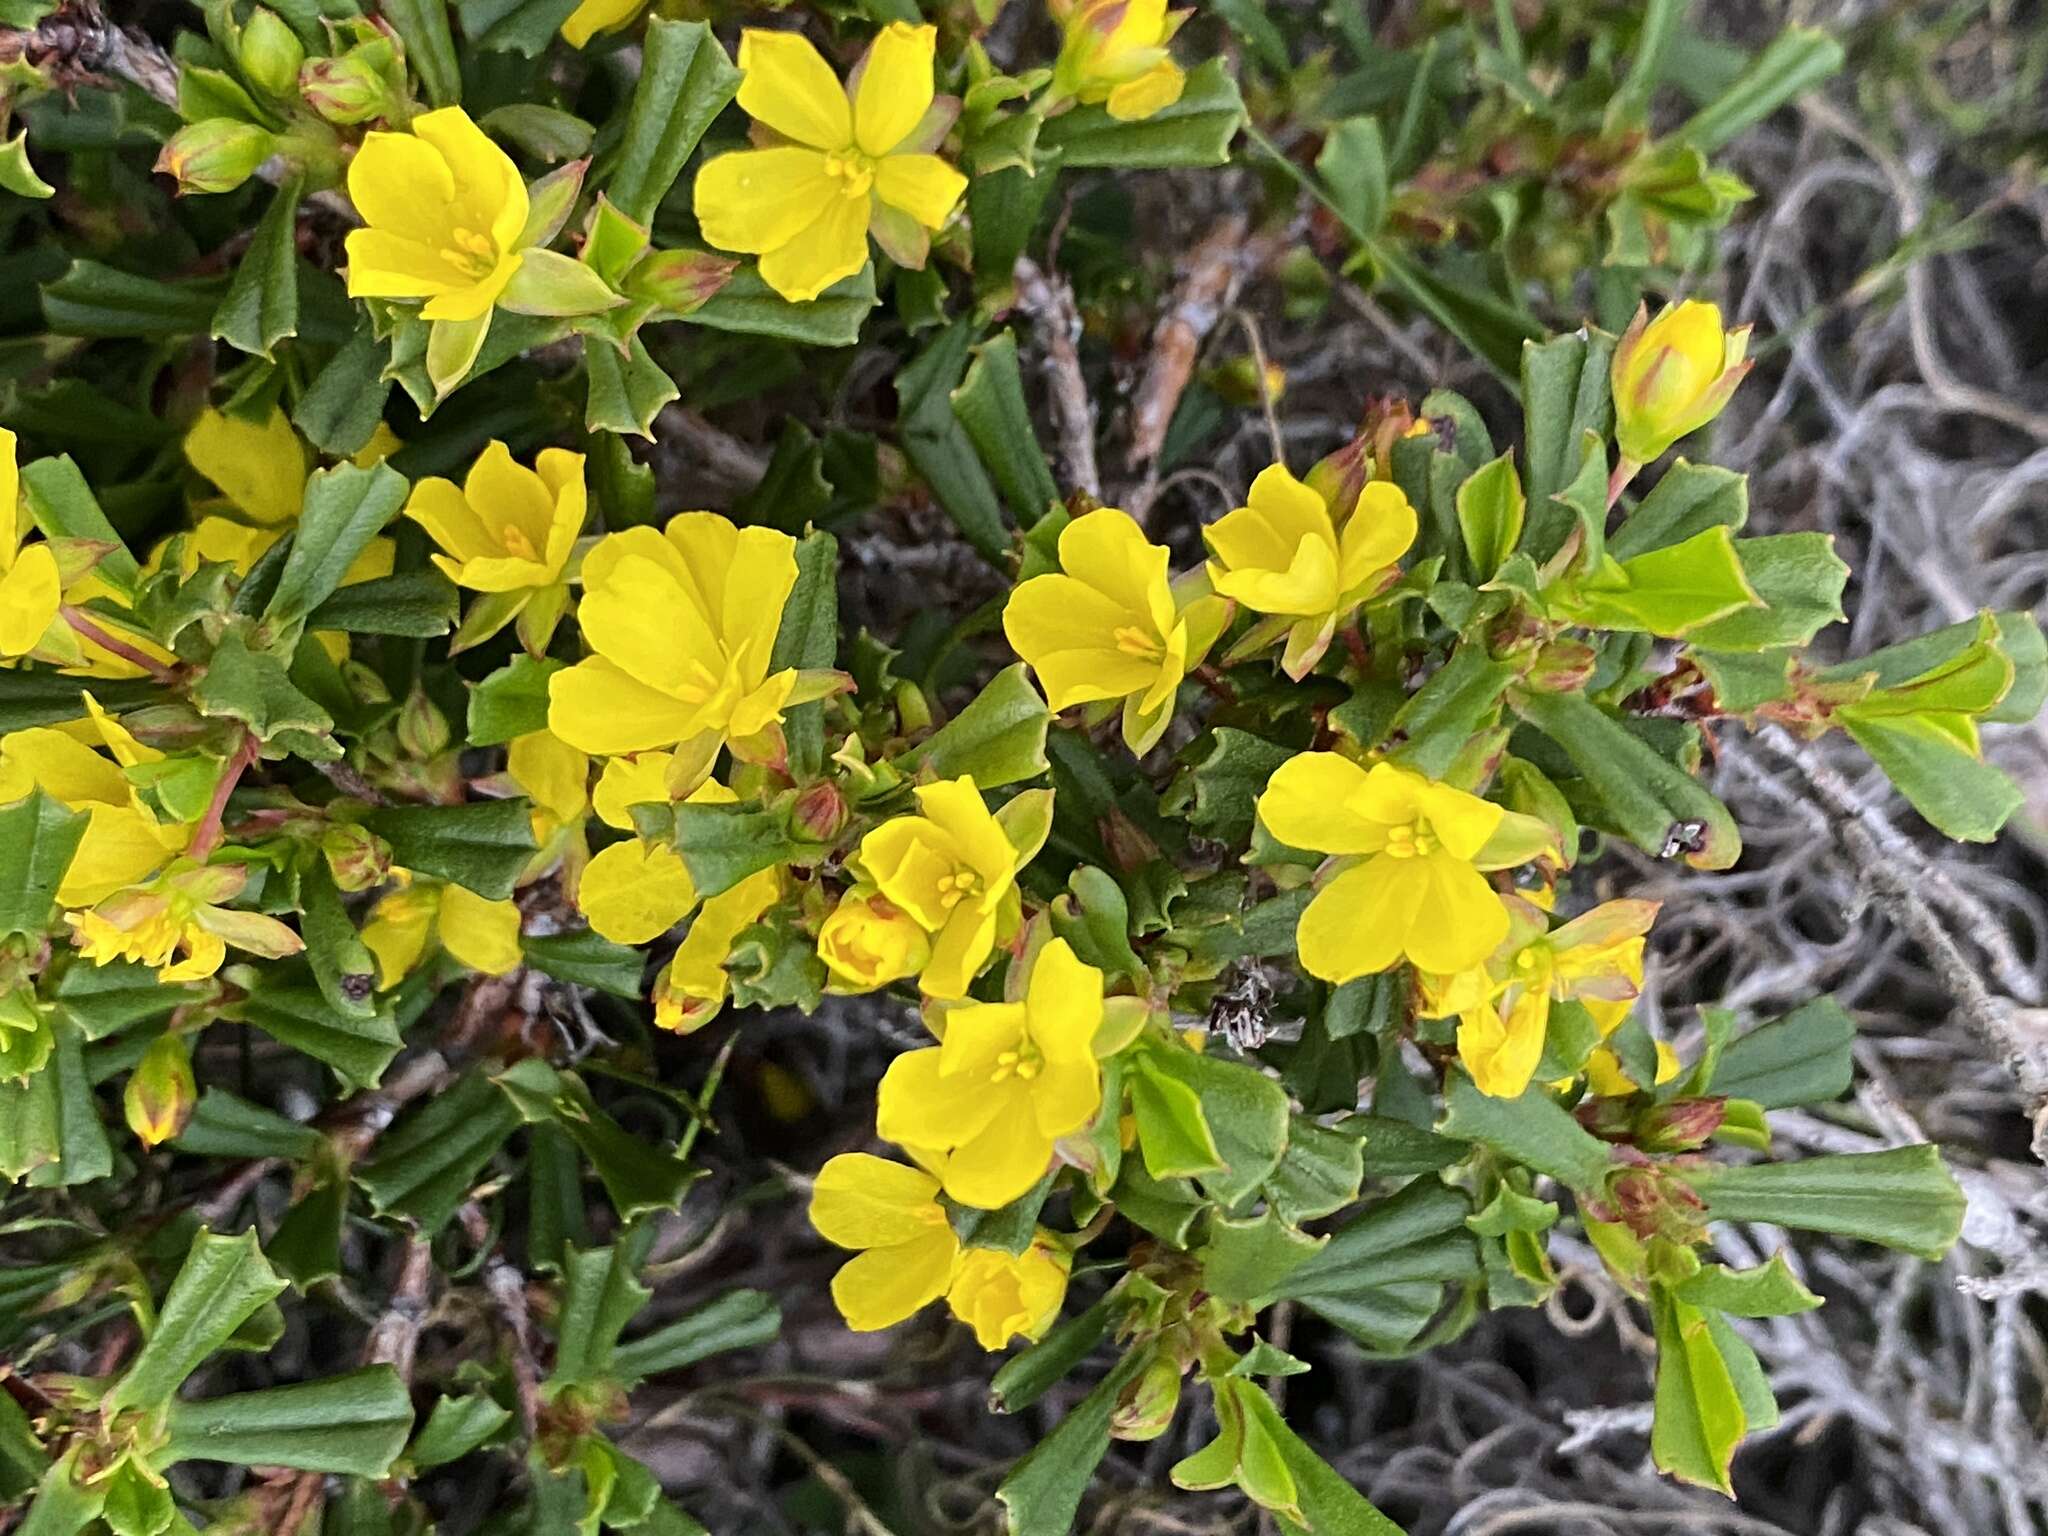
[1605,456,1641,513]
[190,733,258,860]
[61,605,177,685]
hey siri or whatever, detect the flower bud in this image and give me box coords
[1111,1349,1184,1442]
[1203,355,1286,410]
[1303,432,1371,522]
[396,687,451,759]
[125,1033,196,1150]
[1639,1096,1727,1154]
[238,8,305,99]
[790,781,848,844]
[626,248,739,316]
[298,39,401,125]
[1610,300,1751,465]
[817,890,930,993]
[155,119,277,195]
[1525,637,1598,693]
[1050,0,1190,122]
[322,821,394,892]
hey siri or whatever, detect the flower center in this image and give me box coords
[990,1040,1043,1082]
[1382,819,1439,859]
[498,524,537,561]
[1112,624,1162,660]
[821,151,877,198]
[934,866,981,910]
[443,226,498,280]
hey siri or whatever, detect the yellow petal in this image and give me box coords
[410,106,527,255]
[507,731,589,826]
[1336,480,1418,591]
[758,192,871,303]
[1458,988,1546,1099]
[547,656,708,756]
[830,1229,957,1331]
[348,130,457,243]
[940,1099,1057,1209]
[437,885,524,974]
[852,24,937,156]
[182,407,306,525]
[1296,857,1417,983]
[947,1241,1069,1349]
[361,887,437,988]
[1023,938,1104,1067]
[577,838,698,944]
[405,475,495,565]
[0,541,60,657]
[1257,751,1388,855]
[737,29,853,149]
[693,146,841,260]
[876,1046,1009,1150]
[1404,854,1509,974]
[1002,574,1164,710]
[592,752,675,831]
[560,0,646,48]
[1105,58,1184,120]
[873,152,966,231]
[463,440,557,565]
[810,1151,944,1249]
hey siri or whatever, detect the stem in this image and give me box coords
[1605,455,1642,512]
[190,732,258,861]
[61,606,177,685]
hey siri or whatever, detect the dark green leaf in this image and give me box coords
[1440,1070,1614,1191]
[356,1073,524,1234]
[522,929,646,998]
[996,1350,1150,1536]
[951,330,1059,522]
[381,0,460,106]
[1268,1180,1478,1353]
[162,1367,413,1476]
[612,1288,782,1384]
[306,568,461,637]
[683,264,876,347]
[107,1229,289,1414]
[230,982,402,1090]
[1708,998,1854,1109]
[551,1244,652,1388]
[265,462,410,630]
[604,19,742,225]
[769,531,838,781]
[670,801,803,900]
[360,798,539,900]
[899,319,1009,561]
[0,790,86,937]
[1681,1145,1965,1261]
[211,180,301,361]
[409,1393,513,1470]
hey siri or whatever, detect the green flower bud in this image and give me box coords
[322,821,394,892]
[397,687,451,759]
[155,119,277,195]
[298,39,402,126]
[239,8,305,99]
[124,1033,197,1150]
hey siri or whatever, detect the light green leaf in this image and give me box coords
[1557,526,1759,637]
[1455,452,1524,579]
[551,1244,652,1389]
[682,264,876,347]
[1680,1145,1965,1261]
[1440,1070,1613,1191]
[1199,1207,1326,1303]
[903,663,1050,788]
[1648,1285,1748,1494]
[899,319,1010,561]
[162,1367,413,1476]
[409,1393,512,1470]
[1682,533,1847,651]
[264,462,411,630]
[106,1229,289,1415]
[1674,1254,1822,1317]
[1315,117,1387,236]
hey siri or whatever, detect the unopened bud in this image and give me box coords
[155,119,277,195]
[1110,1350,1184,1442]
[817,890,929,993]
[1303,433,1370,521]
[626,248,739,316]
[238,9,305,99]
[298,40,401,125]
[125,1034,196,1150]
[322,821,393,892]
[1525,637,1598,693]
[1204,355,1286,411]
[790,781,848,843]
[1639,1096,1727,1153]
[396,687,451,759]
[1611,300,1752,465]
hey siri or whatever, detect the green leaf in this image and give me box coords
[551,1244,652,1388]
[1263,1407,1406,1536]
[162,1367,413,1476]
[381,0,460,106]
[1681,1145,1965,1261]
[1048,865,1146,984]
[1184,729,1296,843]
[996,1350,1150,1536]
[409,1393,512,1470]
[295,323,394,458]
[469,655,565,746]
[584,335,679,439]
[1129,1056,1224,1178]
[1455,452,1524,579]
[300,863,377,1021]
[42,260,223,340]
[990,1295,1115,1414]
[210,180,301,361]
[682,264,876,347]
[176,1090,323,1160]
[951,330,1059,522]
[1264,1117,1365,1223]
[265,462,410,630]
[1315,117,1388,236]
[1682,534,1847,651]
[0,1021,111,1187]
[899,319,1010,561]
[1343,1113,1467,1176]
[454,0,579,55]
[1608,462,1746,559]
[670,801,803,900]
[904,663,1051,788]
[604,19,742,225]
[15,1451,105,1536]
[1708,997,1854,1109]
[1520,328,1616,530]
[0,128,52,199]
[612,1288,782,1385]
[1648,1286,1748,1494]
[1267,1180,1478,1354]
[360,798,539,900]
[1388,643,1515,778]
[230,982,402,1090]
[0,790,86,937]
[1674,1254,1821,1317]
[1361,239,1540,379]
[356,1073,524,1234]
[0,675,161,735]
[1673,27,1844,154]
[1141,1045,1289,1206]
[769,531,838,781]
[522,929,646,999]
[20,455,139,599]
[106,1229,289,1415]
[306,568,461,637]
[1839,712,2022,843]
[1199,1207,1326,1303]
[1440,1070,1614,1191]
[1558,527,1759,637]
[1037,57,1243,167]
[193,629,333,743]
[495,1060,695,1221]
[1513,690,1742,870]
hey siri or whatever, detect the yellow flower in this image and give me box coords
[407,442,584,594]
[182,406,308,527]
[507,730,589,849]
[855,778,1052,1000]
[1,429,63,659]
[0,714,188,908]
[560,0,646,49]
[694,25,968,302]
[1586,1039,1680,1098]
[948,1234,1071,1350]
[1002,509,1230,755]
[818,888,932,992]
[68,864,303,984]
[1204,463,1417,679]
[875,937,1104,1208]
[1050,0,1189,121]
[1257,754,1537,982]
[1611,300,1752,466]
[344,107,530,323]
[651,866,784,1033]
[577,781,736,946]
[360,880,523,987]
[810,1151,961,1332]
[547,513,799,774]
[1421,896,1658,1099]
